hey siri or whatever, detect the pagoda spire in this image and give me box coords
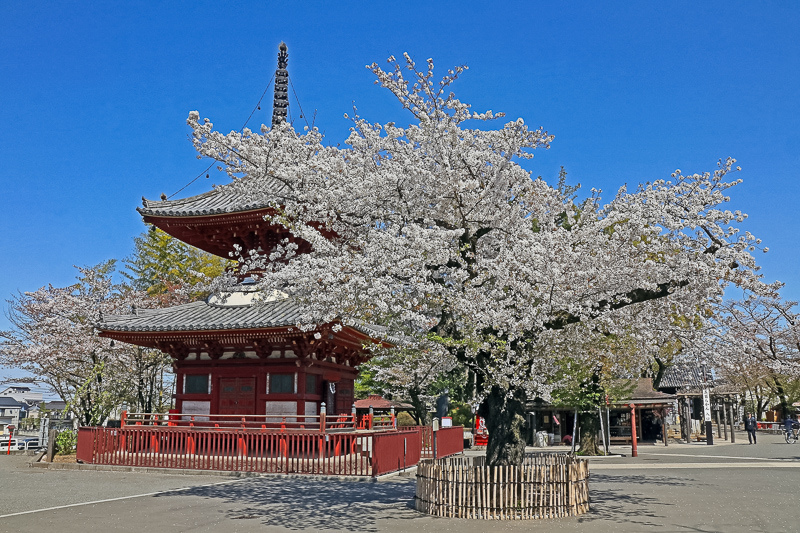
[272,42,289,127]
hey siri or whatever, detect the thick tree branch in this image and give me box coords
[545,280,691,330]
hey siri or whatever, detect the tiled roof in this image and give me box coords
[629,378,676,402]
[138,180,287,218]
[0,397,22,408]
[98,293,395,345]
[659,365,714,390]
[354,395,413,410]
[99,297,304,333]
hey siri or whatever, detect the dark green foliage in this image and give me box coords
[123,226,228,300]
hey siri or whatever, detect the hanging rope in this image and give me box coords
[241,73,275,132]
[167,74,275,200]
[167,162,215,200]
[290,77,311,130]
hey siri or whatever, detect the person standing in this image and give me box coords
[745,413,758,444]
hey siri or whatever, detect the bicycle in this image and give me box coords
[785,423,799,444]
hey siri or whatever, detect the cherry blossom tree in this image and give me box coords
[357,341,461,424]
[711,296,800,419]
[0,261,162,424]
[188,54,772,465]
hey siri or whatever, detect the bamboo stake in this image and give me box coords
[499,465,505,520]
[448,465,453,518]
[494,465,499,520]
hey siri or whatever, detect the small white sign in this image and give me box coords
[702,388,712,422]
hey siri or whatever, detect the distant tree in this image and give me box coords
[123,226,228,304]
[0,261,145,425]
[356,342,460,425]
[712,296,800,419]
[123,346,173,414]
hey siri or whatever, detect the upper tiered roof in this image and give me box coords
[138,42,298,259]
[140,187,269,218]
[138,180,303,260]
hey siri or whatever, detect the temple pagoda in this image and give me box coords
[98,43,381,420]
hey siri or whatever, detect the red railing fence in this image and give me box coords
[77,423,463,477]
[371,430,423,476]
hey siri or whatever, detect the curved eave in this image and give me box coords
[138,205,276,221]
[138,184,286,218]
[99,323,391,351]
[139,207,295,260]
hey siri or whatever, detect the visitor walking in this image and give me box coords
[745,413,758,444]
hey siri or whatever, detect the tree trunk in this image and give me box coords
[773,377,789,420]
[408,386,429,426]
[652,357,668,389]
[479,386,527,467]
[577,411,602,455]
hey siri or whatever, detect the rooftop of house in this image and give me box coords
[353,395,414,411]
[0,386,31,394]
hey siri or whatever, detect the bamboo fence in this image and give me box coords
[415,454,589,520]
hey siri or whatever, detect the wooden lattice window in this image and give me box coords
[270,373,295,394]
[184,374,210,394]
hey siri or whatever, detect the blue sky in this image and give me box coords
[1,2,798,383]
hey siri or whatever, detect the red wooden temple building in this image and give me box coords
[83,44,464,476]
[98,44,378,422]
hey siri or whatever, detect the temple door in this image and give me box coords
[218,377,256,415]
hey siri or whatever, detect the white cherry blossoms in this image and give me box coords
[187,54,774,403]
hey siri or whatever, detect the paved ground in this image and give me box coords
[1,430,798,532]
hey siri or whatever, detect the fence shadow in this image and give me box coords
[576,473,694,528]
[156,476,419,532]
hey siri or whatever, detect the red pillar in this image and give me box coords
[630,403,638,458]
[6,426,13,455]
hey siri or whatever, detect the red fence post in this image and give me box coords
[76,427,95,464]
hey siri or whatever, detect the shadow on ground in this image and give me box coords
[152,472,706,532]
[576,474,696,530]
[156,477,419,532]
